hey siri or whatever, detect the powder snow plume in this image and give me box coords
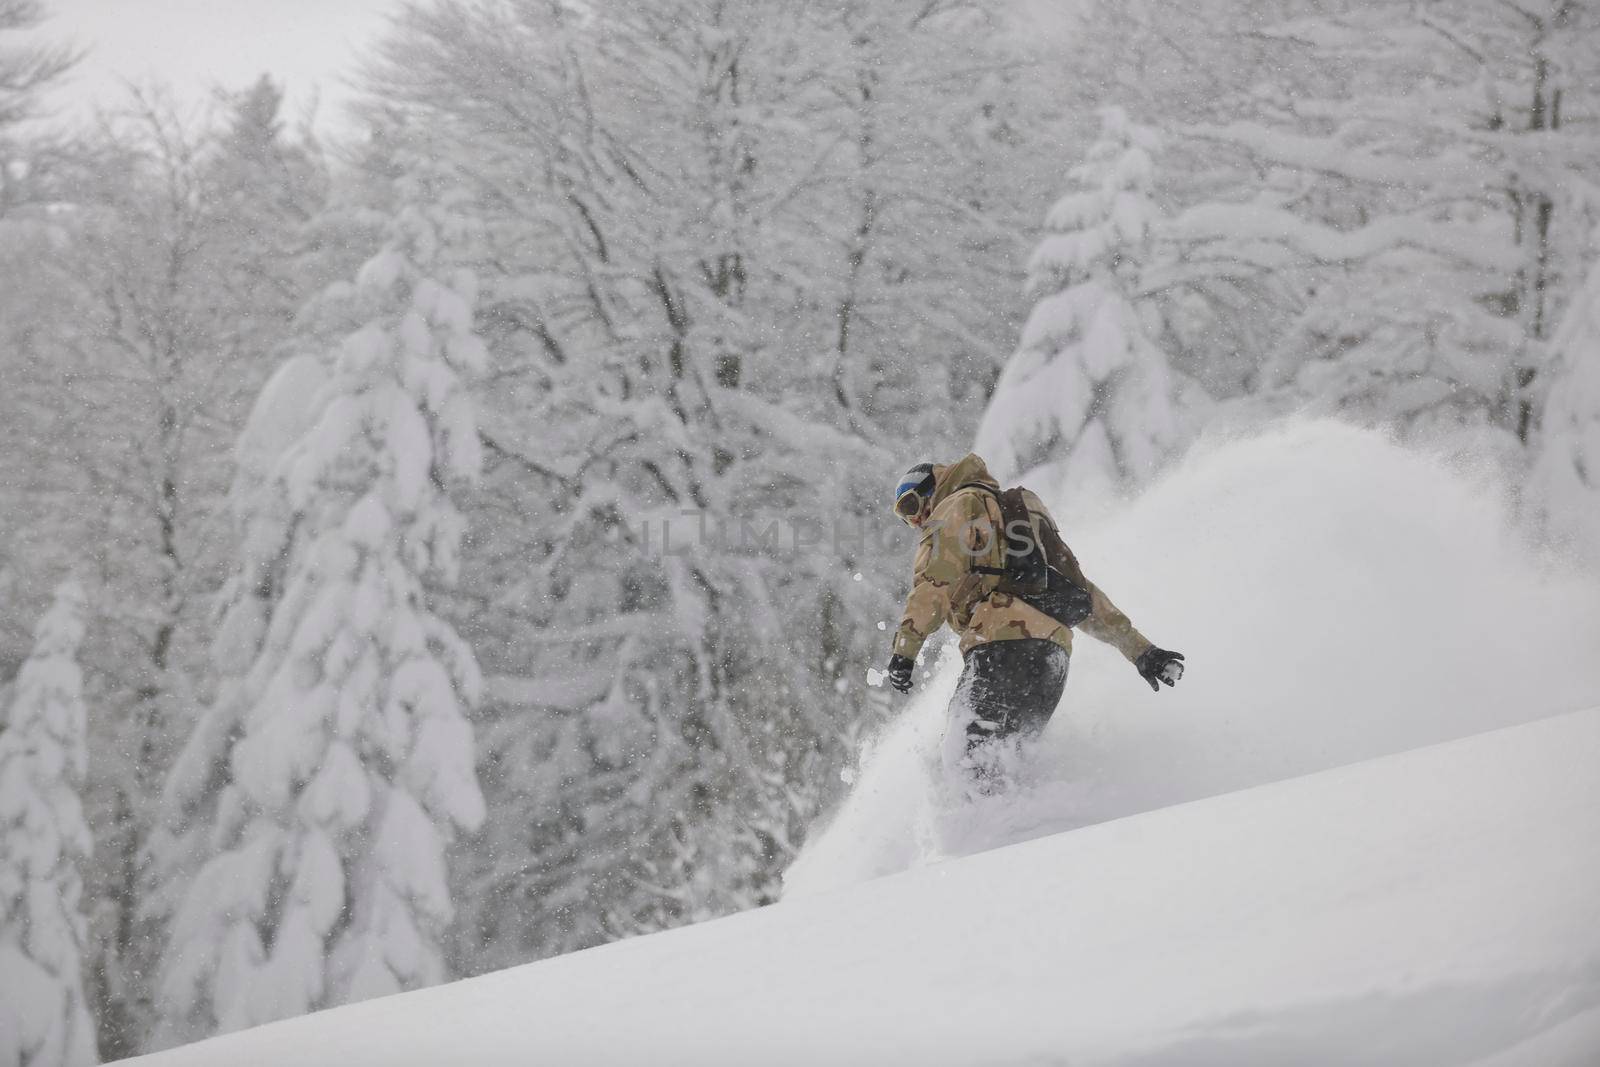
[785,419,1600,897]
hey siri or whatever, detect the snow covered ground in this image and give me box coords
[125,703,1600,1066]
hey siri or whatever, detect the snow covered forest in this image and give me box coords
[0,0,1597,1061]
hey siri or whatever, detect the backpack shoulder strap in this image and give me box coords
[952,483,1009,577]
[956,483,1052,592]
[996,487,1048,593]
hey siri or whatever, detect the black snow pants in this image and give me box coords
[948,638,1070,761]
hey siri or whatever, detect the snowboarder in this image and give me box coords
[883,453,1184,782]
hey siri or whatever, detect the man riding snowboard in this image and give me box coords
[884,453,1184,782]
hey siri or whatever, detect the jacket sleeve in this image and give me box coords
[891,529,951,660]
[1078,579,1153,663]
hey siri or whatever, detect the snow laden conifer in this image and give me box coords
[976,107,1185,502]
[1532,248,1600,560]
[0,580,97,1066]
[155,178,488,1041]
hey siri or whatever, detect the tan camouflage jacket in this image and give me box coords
[891,453,1153,664]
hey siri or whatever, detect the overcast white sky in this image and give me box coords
[29,0,405,130]
[23,0,1078,134]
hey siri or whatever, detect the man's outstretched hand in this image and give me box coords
[1135,647,1185,692]
[885,654,915,693]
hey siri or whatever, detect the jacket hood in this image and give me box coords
[927,452,999,514]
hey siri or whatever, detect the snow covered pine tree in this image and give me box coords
[0,581,97,1066]
[154,178,488,1043]
[976,107,1188,501]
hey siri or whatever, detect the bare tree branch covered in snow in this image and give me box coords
[353,0,1046,976]
[0,0,81,218]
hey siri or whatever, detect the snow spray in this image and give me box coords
[785,419,1600,898]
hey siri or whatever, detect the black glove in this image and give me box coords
[885,654,915,694]
[1135,647,1185,692]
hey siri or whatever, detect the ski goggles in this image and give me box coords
[894,469,936,524]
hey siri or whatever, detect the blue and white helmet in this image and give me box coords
[893,462,936,524]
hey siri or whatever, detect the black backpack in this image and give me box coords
[959,483,1094,629]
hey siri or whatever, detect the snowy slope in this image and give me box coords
[127,705,1600,1067]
